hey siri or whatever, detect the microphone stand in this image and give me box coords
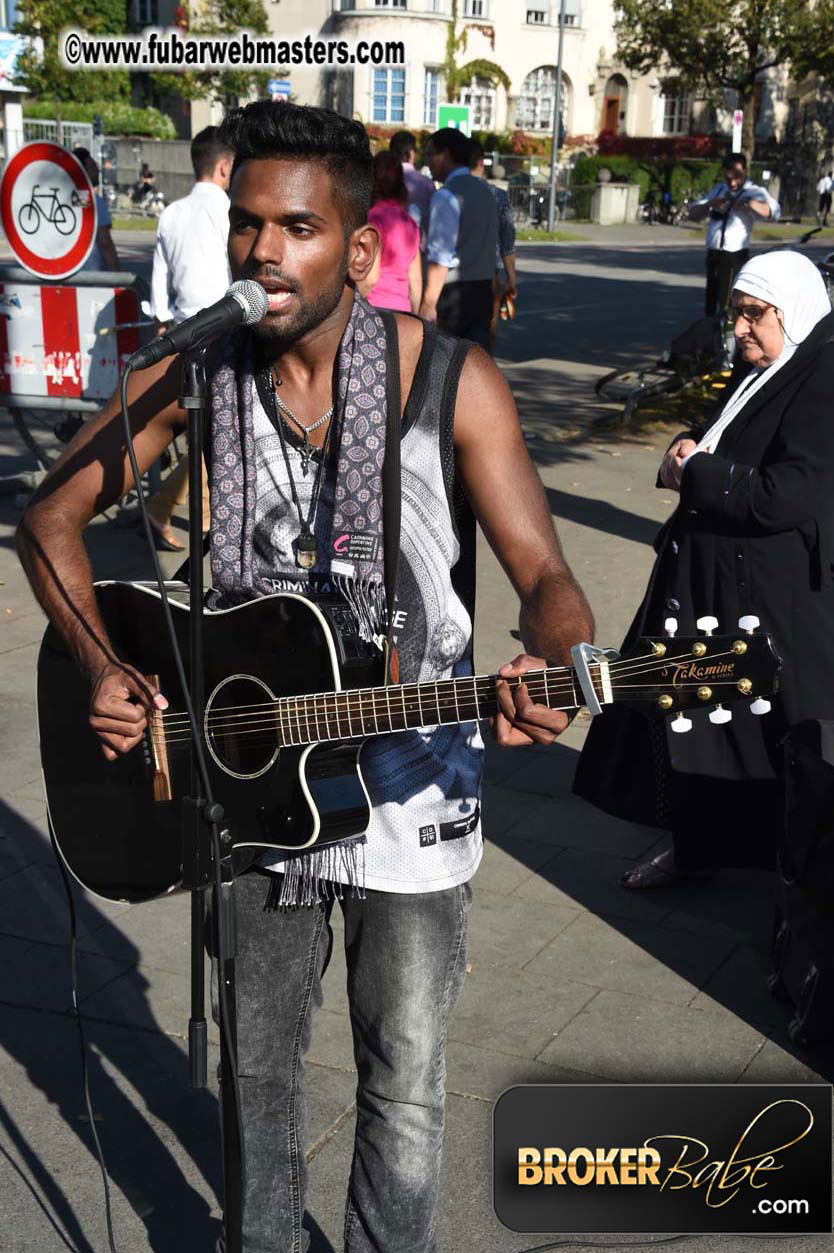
[178,346,244,1253]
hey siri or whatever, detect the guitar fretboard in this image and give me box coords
[271,666,585,747]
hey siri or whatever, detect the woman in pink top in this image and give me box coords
[362,151,422,313]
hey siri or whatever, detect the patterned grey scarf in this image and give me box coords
[208,291,390,906]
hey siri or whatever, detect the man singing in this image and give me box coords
[17,102,593,1252]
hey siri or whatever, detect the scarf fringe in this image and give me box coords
[263,838,367,910]
[334,574,387,648]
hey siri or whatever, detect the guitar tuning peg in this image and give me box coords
[664,617,678,637]
[696,615,719,635]
[708,704,732,725]
[671,713,693,734]
[750,698,771,716]
[738,615,760,635]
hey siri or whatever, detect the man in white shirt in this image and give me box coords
[688,152,779,317]
[817,172,832,227]
[144,126,233,549]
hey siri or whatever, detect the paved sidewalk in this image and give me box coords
[1,326,833,1249]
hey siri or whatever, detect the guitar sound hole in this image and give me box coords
[205,675,280,779]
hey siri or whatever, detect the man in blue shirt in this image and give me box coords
[419,128,497,349]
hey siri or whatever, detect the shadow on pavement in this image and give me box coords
[0,798,223,1252]
[482,737,834,1084]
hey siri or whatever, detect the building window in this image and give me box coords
[463,0,486,16]
[516,65,570,133]
[373,67,406,123]
[134,0,158,23]
[424,68,440,127]
[374,0,407,6]
[460,77,495,130]
[602,73,628,135]
[526,8,546,21]
[662,91,690,135]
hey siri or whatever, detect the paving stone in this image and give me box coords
[467,888,580,973]
[0,936,132,1013]
[538,989,766,1082]
[524,910,732,1006]
[0,863,131,946]
[0,606,46,655]
[513,791,661,857]
[511,843,675,924]
[450,962,598,1060]
[494,741,581,796]
[79,957,221,1047]
[690,944,791,1030]
[444,1036,606,1101]
[480,781,550,840]
[473,829,561,897]
[661,868,776,946]
[739,1037,834,1084]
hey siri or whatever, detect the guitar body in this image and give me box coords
[38,583,379,904]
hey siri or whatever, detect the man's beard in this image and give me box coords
[251,252,350,349]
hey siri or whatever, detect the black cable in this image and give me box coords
[64,365,247,1240]
[49,814,118,1253]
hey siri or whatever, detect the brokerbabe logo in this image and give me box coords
[493,1084,832,1234]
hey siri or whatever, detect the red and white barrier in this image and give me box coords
[0,281,140,402]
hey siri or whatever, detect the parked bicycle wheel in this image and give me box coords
[17,202,40,234]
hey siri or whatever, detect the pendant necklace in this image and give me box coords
[264,369,334,570]
[273,390,334,477]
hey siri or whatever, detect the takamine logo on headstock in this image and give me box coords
[608,613,782,734]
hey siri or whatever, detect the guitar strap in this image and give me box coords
[378,309,402,684]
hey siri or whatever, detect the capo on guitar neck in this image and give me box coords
[571,642,619,717]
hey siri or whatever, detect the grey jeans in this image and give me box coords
[212,871,472,1252]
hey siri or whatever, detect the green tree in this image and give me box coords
[613,0,834,158]
[14,0,130,104]
[149,0,272,110]
[443,0,510,107]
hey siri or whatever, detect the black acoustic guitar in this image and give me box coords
[37,583,780,904]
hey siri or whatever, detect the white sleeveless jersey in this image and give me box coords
[250,328,483,893]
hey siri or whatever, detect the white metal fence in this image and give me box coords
[22,120,95,151]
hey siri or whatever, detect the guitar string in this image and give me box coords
[155,648,739,725]
[156,644,739,726]
[156,679,761,748]
[155,648,746,732]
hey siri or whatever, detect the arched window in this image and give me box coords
[515,66,572,134]
[602,73,628,134]
[460,77,496,130]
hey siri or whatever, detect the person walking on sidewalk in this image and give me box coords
[390,129,435,248]
[468,141,517,351]
[420,128,498,350]
[144,126,234,549]
[817,171,832,227]
[361,150,422,313]
[17,101,593,1252]
[688,152,779,318]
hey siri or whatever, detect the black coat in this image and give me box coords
[574,311,834,865]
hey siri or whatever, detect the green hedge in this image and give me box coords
[23,99,176,140]
[571,154,769,202]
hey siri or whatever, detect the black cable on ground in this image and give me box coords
[118,365,246,1225]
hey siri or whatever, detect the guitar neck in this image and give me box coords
[276,665,586,747]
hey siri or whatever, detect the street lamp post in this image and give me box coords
[546,0,567,232]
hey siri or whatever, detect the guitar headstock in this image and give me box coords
[609,615,781,732]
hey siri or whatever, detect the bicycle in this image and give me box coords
[17,185,80,237]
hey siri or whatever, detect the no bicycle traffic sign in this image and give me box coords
[0,142,97,280]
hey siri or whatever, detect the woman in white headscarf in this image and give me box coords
[575,250,834,887]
